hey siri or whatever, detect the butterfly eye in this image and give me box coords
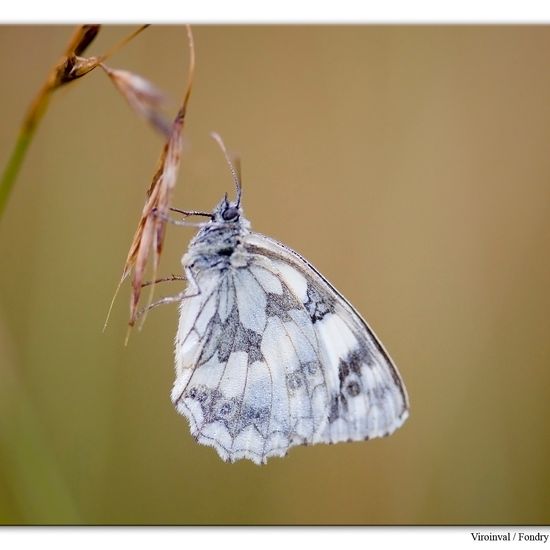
[222,206,239,222]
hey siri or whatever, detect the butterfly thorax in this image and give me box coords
[182,197,251,272]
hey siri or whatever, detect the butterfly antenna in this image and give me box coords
[210,132,242,207]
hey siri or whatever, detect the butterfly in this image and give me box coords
[163,138,409,464]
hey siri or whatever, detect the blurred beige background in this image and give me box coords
[0,25,549,525]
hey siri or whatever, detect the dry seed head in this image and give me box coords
[101,65,171,137]
[107,25,196,331]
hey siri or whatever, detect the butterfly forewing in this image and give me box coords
[245,233,409,444]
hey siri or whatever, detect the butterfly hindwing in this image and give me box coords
[172,254,331,464]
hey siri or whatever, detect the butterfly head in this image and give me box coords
[211,193,242,225]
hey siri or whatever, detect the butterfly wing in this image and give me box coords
[243,233,409,445]
[172,232,408,464]
[172,257,331,464]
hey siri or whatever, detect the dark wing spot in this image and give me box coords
[338,345,373,384]
[217,307,239,363]
[214,397,241,426]
[239,405,270,436]
[197,389,209,404]
[303,361,318,375]
[328,393,348,423]
[286,372,303,392]
[304,284,335,323]
[265,286,300,322]
[197,313,223,366]
[349,345,374,368]
[234,324,264,364]
[346,381,361,397]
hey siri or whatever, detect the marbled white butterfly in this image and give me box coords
[165,138,409,464]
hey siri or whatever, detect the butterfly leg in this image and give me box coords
[135,291,187,320]
[135,269,201,320]
[141,274,186,288]
[182,267,201,298]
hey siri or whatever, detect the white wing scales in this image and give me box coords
[172,232,408,464]
[246,234,409,444]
